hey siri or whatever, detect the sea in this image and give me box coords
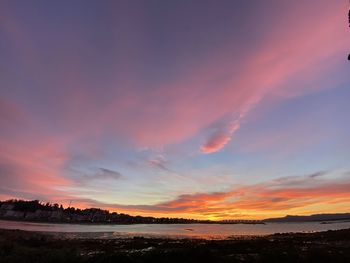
[1,219,349,239]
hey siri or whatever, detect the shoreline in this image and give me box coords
[0,217,265,225]
[2,226,350,240]
[1,217,349,226]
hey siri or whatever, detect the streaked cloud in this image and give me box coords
[84,168,122,181]
[147,155,171,172]
[63,171,350,219]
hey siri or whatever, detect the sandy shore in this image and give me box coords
[1,228,350,262]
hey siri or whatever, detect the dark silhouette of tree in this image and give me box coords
[0,199,213,224]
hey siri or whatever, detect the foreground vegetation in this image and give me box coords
[0,228,350,262]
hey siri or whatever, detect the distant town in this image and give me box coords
[0,199,264,224]
[1,199,349,225]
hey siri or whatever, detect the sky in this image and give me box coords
[1,0,350,220]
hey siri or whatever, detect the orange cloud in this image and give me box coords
[66,171,350,220]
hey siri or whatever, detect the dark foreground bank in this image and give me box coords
[0,228,350,263]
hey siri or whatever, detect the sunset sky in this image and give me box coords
[1,0,350,220]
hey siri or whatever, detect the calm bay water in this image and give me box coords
[1,219,350,239]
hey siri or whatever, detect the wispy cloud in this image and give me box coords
[147,155,171,172]
[80,168,122,182]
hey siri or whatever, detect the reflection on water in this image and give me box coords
[1,220,350,239]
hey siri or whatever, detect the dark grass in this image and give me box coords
[0,228,350,262]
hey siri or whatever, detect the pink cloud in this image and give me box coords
[200,133,232,153]
[200,121,240,153]
[0,105,73,201]
[198,2,347,153]
[1,2,346,152]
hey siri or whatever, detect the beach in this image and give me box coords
[1,228,350,262]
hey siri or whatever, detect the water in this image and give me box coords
[1,219,349,239]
